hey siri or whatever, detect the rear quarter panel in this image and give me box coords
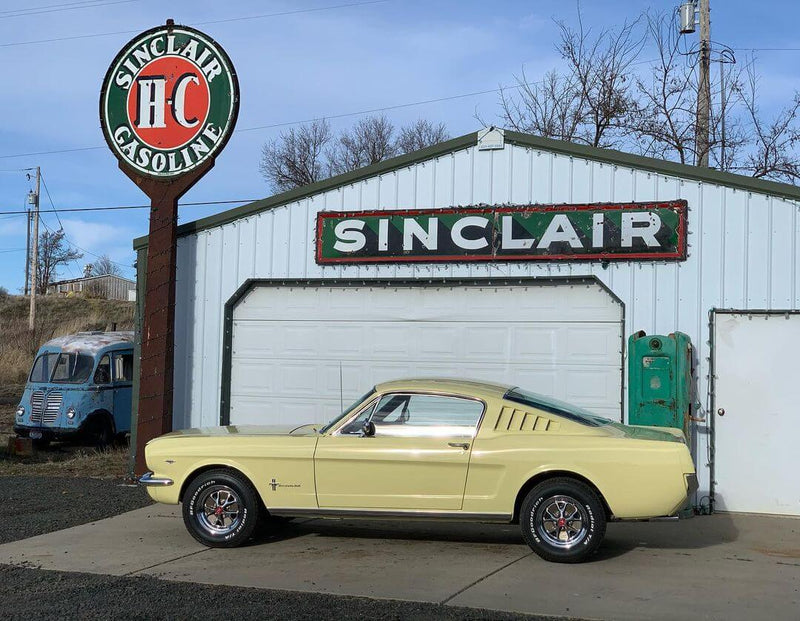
[465,401,691,519]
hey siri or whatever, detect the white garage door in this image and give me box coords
[713,312,800,516]
[230,282,623,426]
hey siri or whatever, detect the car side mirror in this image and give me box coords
[361,421,375,437]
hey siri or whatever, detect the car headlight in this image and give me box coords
[16,406,24,419]
[66,407,76,419]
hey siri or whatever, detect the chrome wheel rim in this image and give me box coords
[536,495,589,549]
[196,485,242,536]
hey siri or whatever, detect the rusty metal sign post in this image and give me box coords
[100,20,239,473]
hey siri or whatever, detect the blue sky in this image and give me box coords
[1,0,799,292]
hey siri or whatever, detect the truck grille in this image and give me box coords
[29,390,62,424]
[30,390,45,423]
[43,392,62,423]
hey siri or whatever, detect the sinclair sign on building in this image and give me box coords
[100,23,238,177]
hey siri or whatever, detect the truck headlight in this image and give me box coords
[16,406,24,419]
[66,407,76,419]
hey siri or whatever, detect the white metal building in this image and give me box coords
[133,128,800,517]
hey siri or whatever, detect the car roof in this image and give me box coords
[374,378,513,399]
[40,331,134,355]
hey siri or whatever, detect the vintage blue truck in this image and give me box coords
[13,332,135,446]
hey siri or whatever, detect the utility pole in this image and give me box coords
[28,166,40,332]
[24,207,31,296]
[695,0,711,167]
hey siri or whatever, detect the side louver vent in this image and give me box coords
[494,406,560,432]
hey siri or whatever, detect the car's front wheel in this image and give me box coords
[520,477,606,563]
[182,469,260,548]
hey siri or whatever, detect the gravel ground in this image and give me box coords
[0,564,568,621]
[0,476,152,544]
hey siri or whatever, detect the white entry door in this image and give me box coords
[714,312,800,516]
[229,281,623,426]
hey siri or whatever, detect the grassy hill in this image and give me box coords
[0,293,135,401]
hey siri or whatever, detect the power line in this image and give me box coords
[0,0,139,19]
[0,0,389,48]
[1,0,121,15]
[0,198,258,216]
[39,173,65,231]
[0,85,512,160]
[34,180,134,274]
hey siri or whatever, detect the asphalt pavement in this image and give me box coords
[1,502,798,620]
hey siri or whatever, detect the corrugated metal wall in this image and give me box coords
[173,140,800,498]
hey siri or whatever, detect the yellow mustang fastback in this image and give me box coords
[140,378,697,563]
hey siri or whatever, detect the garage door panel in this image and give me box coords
[230,284,623,426]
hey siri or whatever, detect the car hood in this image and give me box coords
[160,423,319,438]
[604,422,686,443]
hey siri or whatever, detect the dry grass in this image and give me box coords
[0,404,131,479]
[0,294,134,397]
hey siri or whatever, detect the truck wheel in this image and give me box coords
[183,469,259,548]
[520,477,606,563]
[85,415,113,449]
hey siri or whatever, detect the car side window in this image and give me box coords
[341,393,484,437]
[94,354,111,385]
[113,352,134,383]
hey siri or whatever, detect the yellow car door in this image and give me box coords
[314,392,485,510]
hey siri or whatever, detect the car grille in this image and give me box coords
[29,390,62,424]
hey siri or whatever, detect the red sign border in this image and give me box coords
[315,200,688,265]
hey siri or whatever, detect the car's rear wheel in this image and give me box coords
[520,477,606,563]
[182,469,259,548]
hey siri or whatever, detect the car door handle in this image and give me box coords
[448,442,470,450]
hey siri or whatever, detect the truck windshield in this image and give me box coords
[504,387,611,427]
[30,352,94,384]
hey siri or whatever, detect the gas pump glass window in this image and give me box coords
[50,353,94,384]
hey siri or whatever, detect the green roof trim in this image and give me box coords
[133,128,800,250]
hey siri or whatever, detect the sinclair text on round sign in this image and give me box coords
[100,24,239,178]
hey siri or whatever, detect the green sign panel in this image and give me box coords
[100,23,239,178]
[316,201,687,264]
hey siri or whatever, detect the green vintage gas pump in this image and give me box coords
[628,331,693,440]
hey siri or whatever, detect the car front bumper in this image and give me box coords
[138,471,174,487]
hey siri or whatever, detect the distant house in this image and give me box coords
[47,274,136,301]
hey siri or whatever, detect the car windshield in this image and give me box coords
[504,387,611,427]
[319,389,376,434]
[30,352,94,384]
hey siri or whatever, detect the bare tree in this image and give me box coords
[497,9,643,148]
[259,118,332,192]
[328,115,397,175]
[89,254,122,277]
[395,119,450,154]
[731,63,800,182]
[36,229,82,294]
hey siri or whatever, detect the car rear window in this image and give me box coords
[504,387,611,427]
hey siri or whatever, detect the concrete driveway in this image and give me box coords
[1,504,798,620]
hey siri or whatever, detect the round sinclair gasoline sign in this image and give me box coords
[100,23,239,178]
